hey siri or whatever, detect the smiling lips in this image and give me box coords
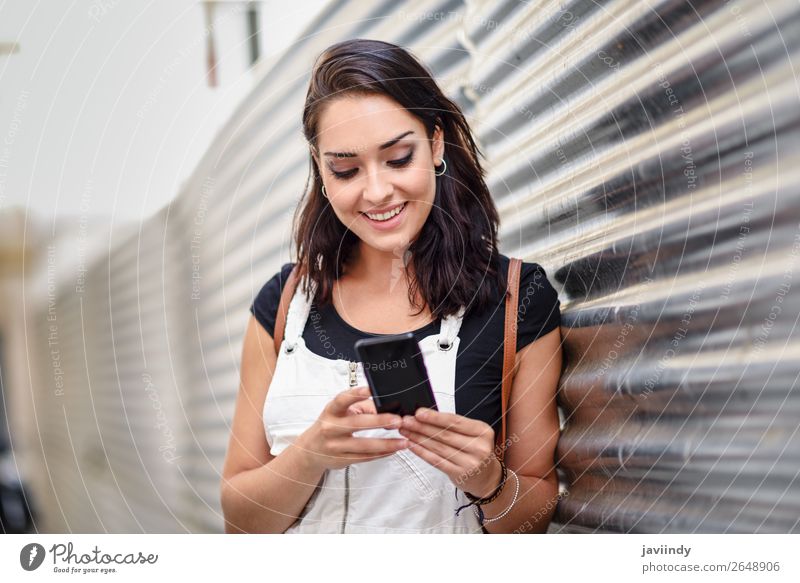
[362,202,406,221]
[360,202,408,231]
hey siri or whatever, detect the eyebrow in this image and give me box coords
[323,130,415,157]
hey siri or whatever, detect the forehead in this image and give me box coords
[316,94,424,152]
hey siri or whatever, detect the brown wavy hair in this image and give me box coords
[292,38,506,319]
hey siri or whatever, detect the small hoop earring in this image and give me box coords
[321,185,328,198]
[434,159,447,177]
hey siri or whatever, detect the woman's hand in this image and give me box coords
[295,386,409,473]
[398,408,503,498]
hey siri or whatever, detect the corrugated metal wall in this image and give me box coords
[23,0,800,533]
[464,0,800,533]
[31,213,191,532]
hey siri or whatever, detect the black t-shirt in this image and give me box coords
[250,254,561,436]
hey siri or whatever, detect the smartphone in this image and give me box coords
[353,333,438,416]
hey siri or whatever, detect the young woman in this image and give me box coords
[221,39,563,534]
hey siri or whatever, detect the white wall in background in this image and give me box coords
[0,0,328,223]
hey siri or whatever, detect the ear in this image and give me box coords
[432,124,445,164]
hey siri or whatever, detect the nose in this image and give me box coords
[362,162,394,207]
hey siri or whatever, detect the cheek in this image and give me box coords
[327,180,359,204]
[328,191,363,227]
[404,167,436,202]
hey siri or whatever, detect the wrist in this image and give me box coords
[466,456,504,499]
[289,436,325,478]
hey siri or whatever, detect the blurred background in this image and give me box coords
[0,0,798,533]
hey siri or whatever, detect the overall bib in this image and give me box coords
[262,276,484,533]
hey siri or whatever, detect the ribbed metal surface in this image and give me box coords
[23,0,800,532]
[30,211,189,532]
[465,0,800,532]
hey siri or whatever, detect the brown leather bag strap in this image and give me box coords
[497,257,522,460]
[273,264,301,355]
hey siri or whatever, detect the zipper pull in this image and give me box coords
[349,361,358,387]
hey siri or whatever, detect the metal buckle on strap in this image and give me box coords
[437,307,464,351]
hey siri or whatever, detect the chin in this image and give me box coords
[360,236,413,255]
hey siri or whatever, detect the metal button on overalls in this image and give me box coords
[262,275,483,533]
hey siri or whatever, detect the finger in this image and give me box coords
[347,399,377,415]
[340,451,397,462]
[400,417,483,453]
[319,414,401,439]
[290,444,395,464]
[399,428,472,468]
[345,413,402,430]
[300,451,398,465]
[405,439,461,475]
[336,437,409,455]
[328,386,372,416]
[413,407,486,437]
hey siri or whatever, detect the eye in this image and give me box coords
[388,151,414,168]
[331,167,357,180]
[328,150,414,181]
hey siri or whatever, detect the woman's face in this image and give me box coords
[312,93,444,256]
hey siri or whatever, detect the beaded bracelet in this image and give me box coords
[474,469,519,524]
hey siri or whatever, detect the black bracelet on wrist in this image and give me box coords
[465,456,507,503]
[454,456,507,517]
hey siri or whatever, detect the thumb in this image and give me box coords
[348,395,378,415]
[328,386,372,416]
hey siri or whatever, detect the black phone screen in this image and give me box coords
[354,333,438,416]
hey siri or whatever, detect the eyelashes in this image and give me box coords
[329,151,415,181]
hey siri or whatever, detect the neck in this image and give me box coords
[347,242,413,294]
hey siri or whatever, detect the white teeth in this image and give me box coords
[365,203,405,221]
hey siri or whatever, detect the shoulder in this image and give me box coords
[498,254,561,352]
[249,262,297,337]
[518,261,559,311]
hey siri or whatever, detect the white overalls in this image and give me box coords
[263,275,484,533]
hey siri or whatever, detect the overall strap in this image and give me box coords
[273,264,301,355]
[498,257,522,461]
[274,258,523,461]
[437,306,466,350]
